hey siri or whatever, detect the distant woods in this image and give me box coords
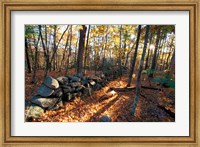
[25,25,175,84]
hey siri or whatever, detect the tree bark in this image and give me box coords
[83,25,91,75]
[60,28,70,71]
[25,38,32,73]
[131,25,150,116]
[127,25,142,87]
[77,25,87,74]
[144,32,153,70]
[66,25,73,75]
[31,29,41,83]
[149,26,161,78]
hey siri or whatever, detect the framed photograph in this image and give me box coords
[0,0,199,146]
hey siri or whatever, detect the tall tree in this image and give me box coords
[39,25,49,78]
[25,38,32,73]
[31,28,41,83]
[164,37,175,69]
[127,25,142,87]
[144,32,153,70]
[66,25,73,75]
[149,26,161,78]
[84,25,91,75]
[77,25,87,74]
[131,25,150,115]
[60,28,70,71]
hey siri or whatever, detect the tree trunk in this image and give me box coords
[60,28,70,71]
[144,32,153,70]
[25,38,32,73]
[49,25,69,71]
[83,25,91,75]
[118,25,123,77]
[164,38,175,69]
[77,25,87,74]
[31,30,40,83]
[131,25,150,116]
[127,25,142,87]
[102,25,109,72]
[39,25,49,78]
[160,39,167,70]
[66,25,73,75]
[149,27,161,78]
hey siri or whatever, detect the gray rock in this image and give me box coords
[31,95,60,109]
[83,87,92,96]
[74,73,83,79]
[71,76,81,82]
[49,99,63,110]
[70,82,81,88]
[93,83,102,91]
[89,80,96,86]
[63,86,73,93]
[51,88,63,98]
[56,76,68,85]
[44,76,59,89]
[63,93,72,101]
[26,105,44,119]
[81,79,89,85]
[100,115,111,122]
[67,75,73,80]
[37,84,54,97]
[75,85,85,92]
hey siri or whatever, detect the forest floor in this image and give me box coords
[25,69,175,122]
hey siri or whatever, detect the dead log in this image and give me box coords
[110,87,136,92]
[141,86,161,91]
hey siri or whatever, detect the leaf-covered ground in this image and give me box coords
[25,70,175,122]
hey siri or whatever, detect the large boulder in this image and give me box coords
[31,95,60,109]
[37,84,54,97]
[44,76,59,89]
[25,104,44,120]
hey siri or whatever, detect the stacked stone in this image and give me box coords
[25,68,126,121]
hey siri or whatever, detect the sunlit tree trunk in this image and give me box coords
[118,25,123,76]
[77,25,87,74]
[131,25,150,116]
[102,25,109,72]
[60,29,70,71]
[169,49,175,74]
[74,38,78,68]
[84,25,91,75]
[144,32,153,70]
[127,25,142,87]
[164,38,175,70]
[66,25,73,75]
[160,39,167,70]
[149,26,161,78]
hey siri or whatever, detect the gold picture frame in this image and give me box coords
[0,0,199,146]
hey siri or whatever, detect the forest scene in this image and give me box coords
[25,24,175,122]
